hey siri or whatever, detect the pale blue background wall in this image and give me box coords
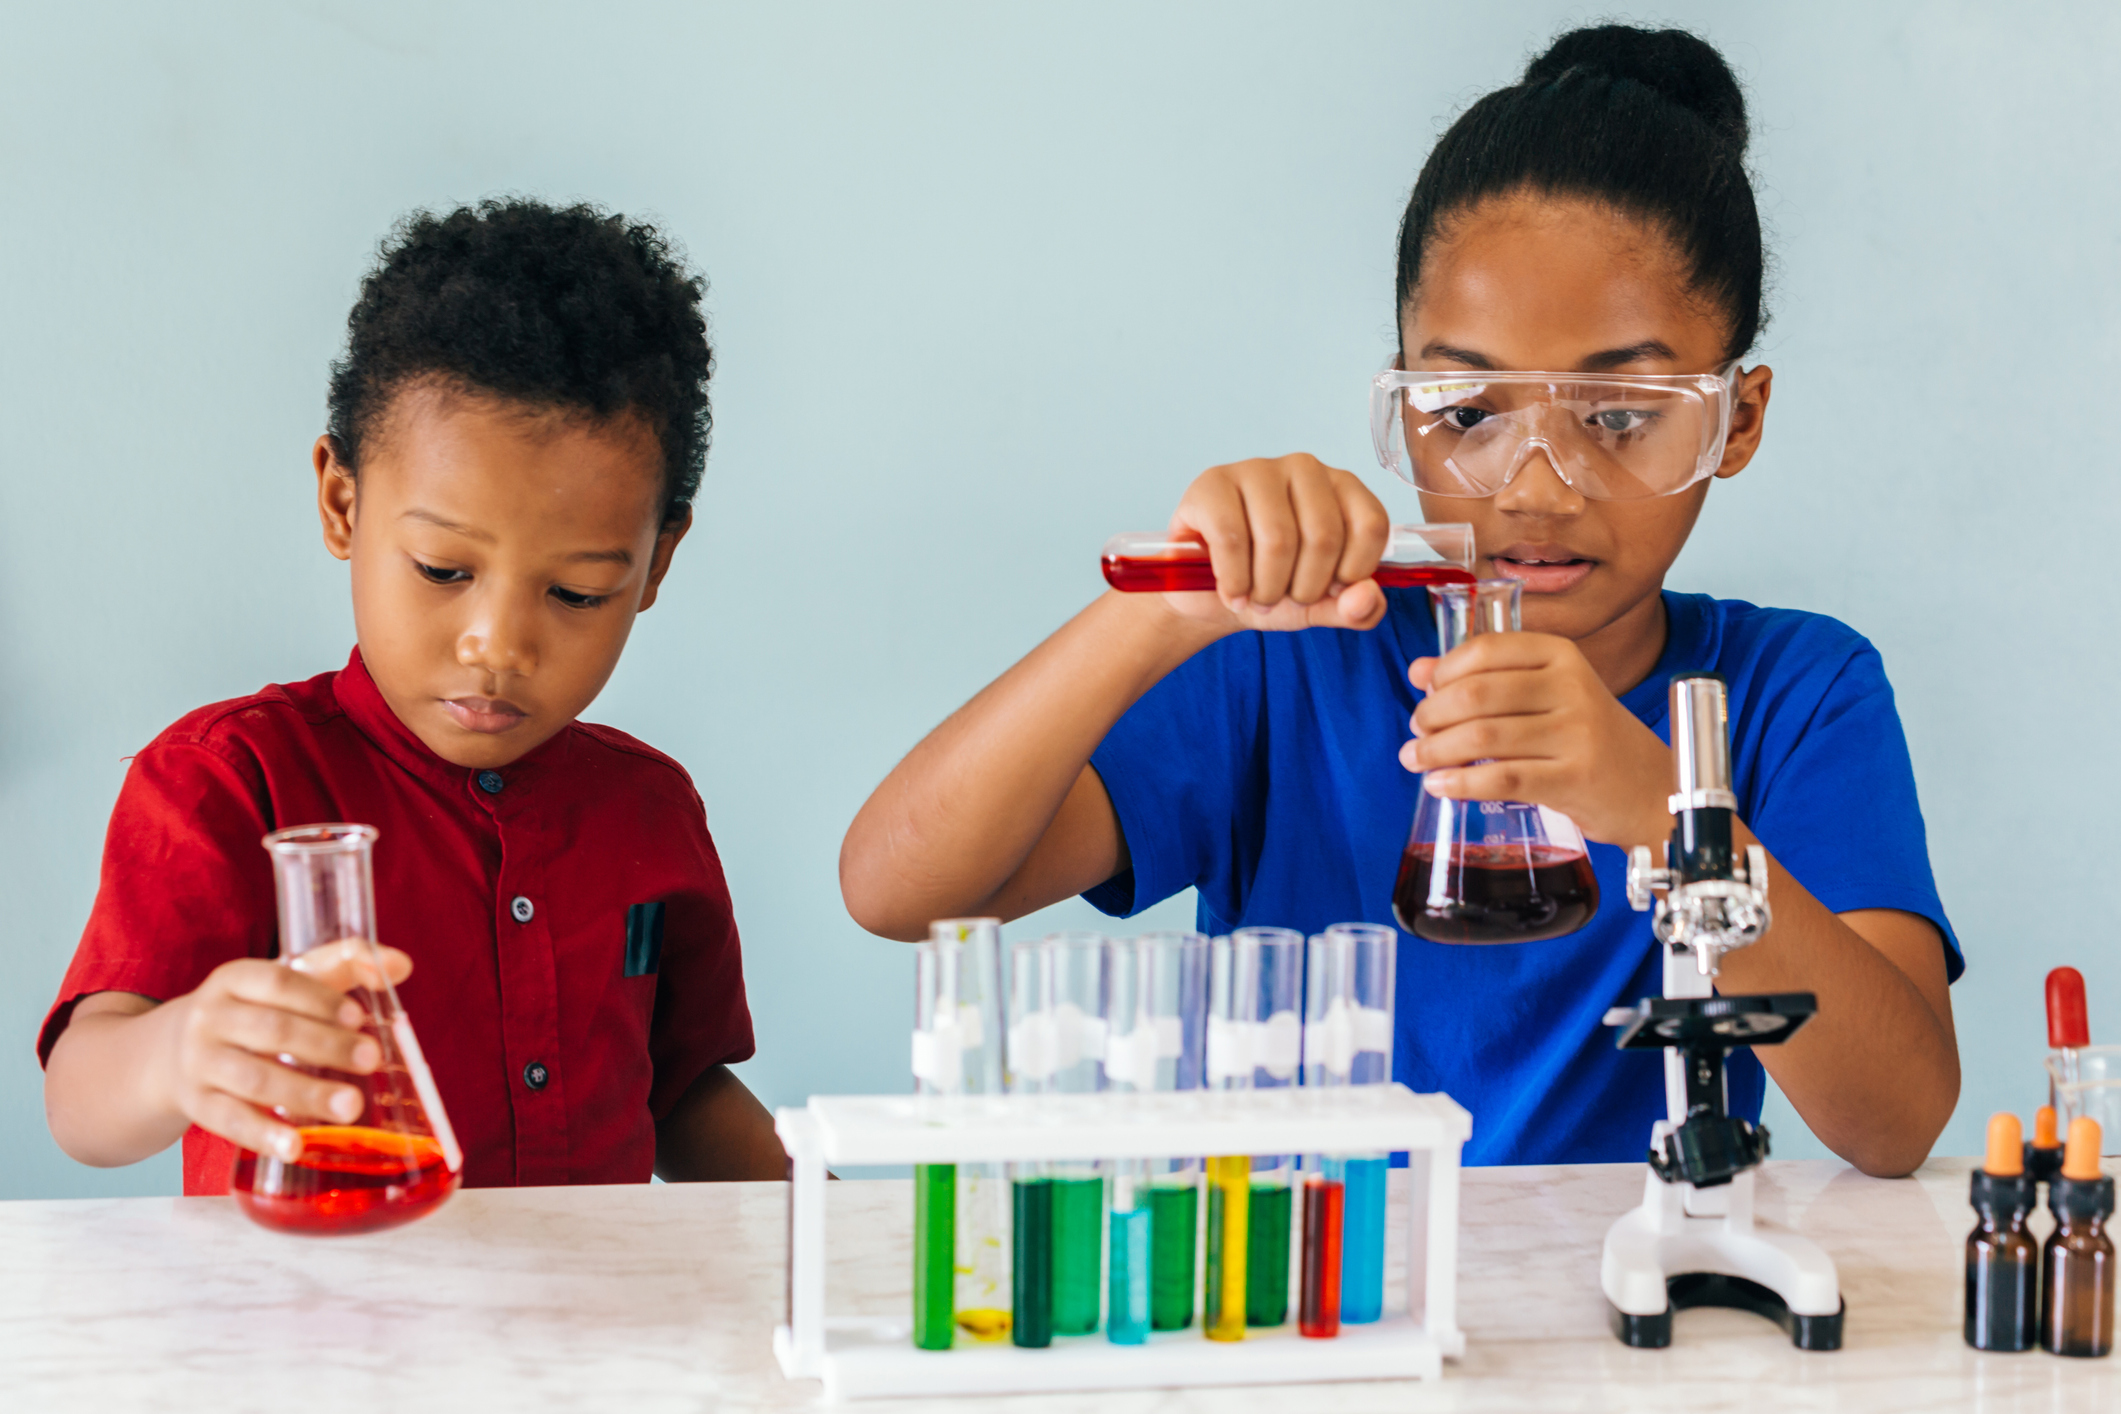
[2,1,2113,1197]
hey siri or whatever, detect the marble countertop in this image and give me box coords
[1,1157,2113,1413]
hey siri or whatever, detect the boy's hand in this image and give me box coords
[1158,454,1395,632]
[1401,632,1673,849]
[155,941,413,1163]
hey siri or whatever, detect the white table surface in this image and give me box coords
[1,1156,2113,1413]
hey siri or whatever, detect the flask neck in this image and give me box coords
[1432,579,1522,653]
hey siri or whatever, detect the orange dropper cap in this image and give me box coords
[2048,967,2090,1048]
[1984,1112,2025,1175]
[2034,1105,2061,1149]
[2062,1117,2104,1182]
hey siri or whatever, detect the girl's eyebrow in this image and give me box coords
[1415,339,1679,371]
[1580,340,1678,370]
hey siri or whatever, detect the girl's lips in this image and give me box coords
[443,697,529,734]
[1488,555,1595,594]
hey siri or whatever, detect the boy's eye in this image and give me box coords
[550,586,610,610]
[416,562,470,586]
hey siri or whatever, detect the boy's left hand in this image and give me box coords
[1402,633,1673,849]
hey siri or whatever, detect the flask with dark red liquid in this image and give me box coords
[231,824,462,1236]
[1392,579,1599,943]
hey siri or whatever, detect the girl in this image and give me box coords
[840,26,1959,1175]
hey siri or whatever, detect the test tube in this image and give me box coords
[1303,922,1398,1327]
[1104,931,1209,1343]
[1204,927,1304,1338]
[911,919,1009,1349]
[1007,932,1110,1345]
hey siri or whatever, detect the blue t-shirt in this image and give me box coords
[1085,589,1960,1166]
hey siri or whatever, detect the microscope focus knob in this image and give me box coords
[1626,845,1660,912]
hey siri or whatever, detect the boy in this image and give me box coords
[42,199,785,1188]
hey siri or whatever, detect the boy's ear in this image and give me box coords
[637,508,694,614]
[315,435,358,561]
[1713,365,1773,480]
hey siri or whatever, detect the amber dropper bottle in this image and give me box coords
[2026,1105,2065,1187]
[2040,1117,2114,1358]
[1966,1113,2039,1350]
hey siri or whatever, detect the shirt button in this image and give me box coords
[510,895,535,924]
[523,1061,549,1091]
[477,770,505,794]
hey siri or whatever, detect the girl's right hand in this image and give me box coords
[1159,453,1395,632]
[157,941,413,1163]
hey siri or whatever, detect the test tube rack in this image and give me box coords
[773,1083,1470,1402]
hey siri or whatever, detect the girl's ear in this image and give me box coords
[1713,365,1773,479]
[315,436,358,560]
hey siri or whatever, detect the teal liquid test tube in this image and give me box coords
[911,920,1009,1349]
[1303,922,1398,1326]
[1104,931,1209,1342]
[1007,931,1111,1343]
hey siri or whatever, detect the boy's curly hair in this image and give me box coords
[326,198,712,526]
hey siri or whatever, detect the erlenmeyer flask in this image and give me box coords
[231,823,462,1235]
[1392,580,1600,943]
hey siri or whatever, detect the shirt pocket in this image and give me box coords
[623,901,665,978]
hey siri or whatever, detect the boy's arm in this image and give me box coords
[840,455,1393,940]
[653,1064,787,1181]
[44,944,408,1168]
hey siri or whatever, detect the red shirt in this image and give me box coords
[39,650,754,1194]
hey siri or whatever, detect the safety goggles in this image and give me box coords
[1371,359,1743,501]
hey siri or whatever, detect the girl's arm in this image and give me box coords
[1407,632,1959,1176]
[840,454,1392,941]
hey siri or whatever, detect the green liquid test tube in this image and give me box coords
[913,1162,956,1350]
[1012,1176,1054,1347]
[1149,1179,1199,1330]
[1246,1180,1293,1326]
[1051,1174,1105,1336]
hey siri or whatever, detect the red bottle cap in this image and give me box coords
[2048,967,2090,1049]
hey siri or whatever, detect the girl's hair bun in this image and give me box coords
[1525,24,1747,149]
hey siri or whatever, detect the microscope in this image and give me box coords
[1600,672,1845,1350]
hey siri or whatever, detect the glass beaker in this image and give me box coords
[1392,578,1600,943]
[231,824,462,1236]
[1301,922,1398,1334]
[2047,1046,2121,1157]
[1006,931,1111,1345]
[1204,926,1303,1338]
[911,918,1010,1349]
[1104,930,1209,1342]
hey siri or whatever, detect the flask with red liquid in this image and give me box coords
[1392,578,1599,943]
[1101,524,1476,594]
[231,823,463,1236]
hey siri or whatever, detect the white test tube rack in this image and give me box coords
[773,1082,1471,1402]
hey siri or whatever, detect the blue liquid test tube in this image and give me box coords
[1302,923,1397,1326]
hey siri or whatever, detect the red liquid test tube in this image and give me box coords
[1298,1172,1344,1338]
[1102,525,1475,594]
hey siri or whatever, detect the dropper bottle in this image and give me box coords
[2040,1117,2114,1358]
[2027,1105,2065,1187]
[1966,1112,2039,1351]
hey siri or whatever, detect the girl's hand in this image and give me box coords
[1158,454,1394,632]
[154,941,413,1163]
[1401,632,1673,848]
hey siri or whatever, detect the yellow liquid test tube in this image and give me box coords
[1205,1155,1251,1340]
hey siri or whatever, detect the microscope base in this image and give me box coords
[1600,1144,1843,1351]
